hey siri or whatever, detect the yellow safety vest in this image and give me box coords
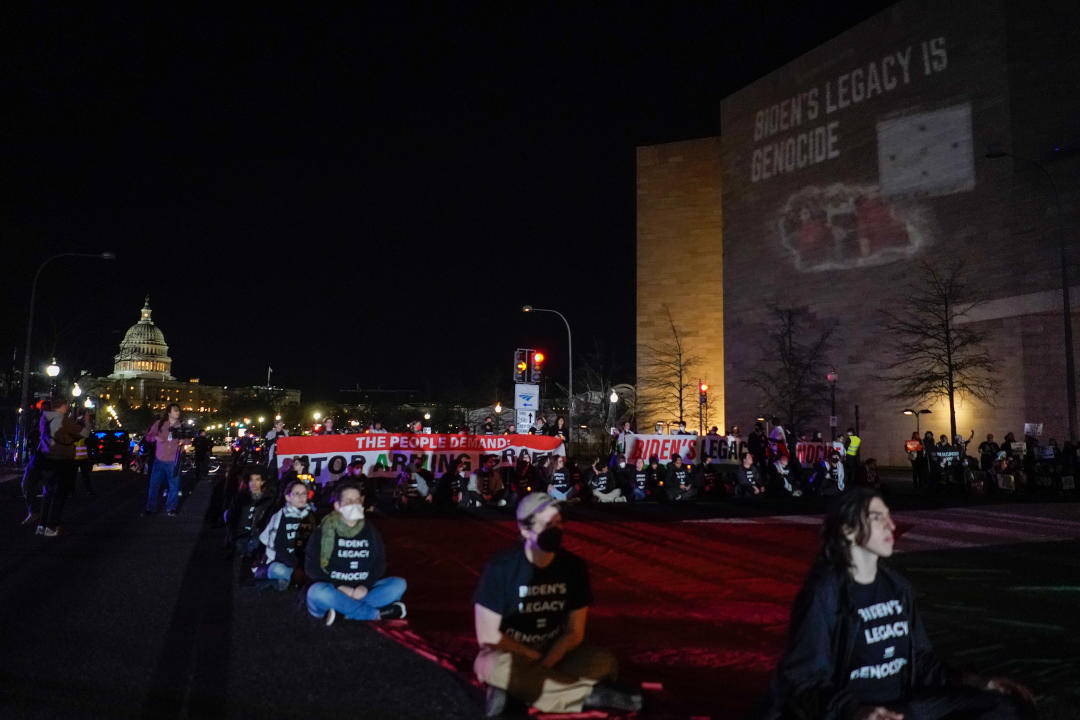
[846,434,861,456]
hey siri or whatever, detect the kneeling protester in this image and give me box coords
[304,480,406,625]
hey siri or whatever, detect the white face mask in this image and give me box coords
[339,504,365,522]
[618,462,626,469]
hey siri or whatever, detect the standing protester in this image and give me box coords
[548,416,569,443]
[844,427,862,480]
[192,429,213,483]
[259,478,316,590]
[482,417,496,435]
[978,434,1000,473]
[36,397,92,536]
[704,426,723,463]
[265,419,287,478]
[749,423,769,471]
[905,432,925,488]
[73,417,94,496]
[318,417,338,435]
[143,403,188,517]
[760,487,1033,720]
[19,400,50,525]
[304,480,407,625]
[368,420,388,434]
[472,492,642,715]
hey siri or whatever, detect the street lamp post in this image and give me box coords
[986,149,1076,442]
[826,369,839,439]
[18,252,115,463]
[903,408,933,483]
[522,305,572,442]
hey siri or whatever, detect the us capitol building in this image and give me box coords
[79,296,299,414]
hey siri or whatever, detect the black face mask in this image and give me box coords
[536,526,563,553]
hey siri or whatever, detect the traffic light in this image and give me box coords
[699,381,708,405]
[514,349,527,383]
[530,350,544,383]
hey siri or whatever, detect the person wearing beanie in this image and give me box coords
[304,480,406,626]
[472,492,642,716]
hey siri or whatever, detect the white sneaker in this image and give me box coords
[325,608,337,627]
[42,528,58,537]
[497,499,507,507]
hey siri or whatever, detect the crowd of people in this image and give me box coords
[904,429,1078,494]
[15,400,1043,718]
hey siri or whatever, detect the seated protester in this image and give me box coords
[736,451,765,496]
[862,458,883,490]
[394,459,433,511]
[435,457,469,508]
[645,456,664,498]
[760,487,1033,720]
[512,451,540,499]
[473,493,642,715]
[588,460,625,503]
[224,468,277,578]
[259,479,317,589]
[811,451,847,496]
[664,454,696,502]
[768,454,801,497]
[546,455,579,503]
[612,454,635,498]
[628,457,649,501]
[471,455,507,507]
[342,458,376,512]
[305,480,407,626]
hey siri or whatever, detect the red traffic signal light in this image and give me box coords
[699,382,708,393]
[529,349,544,383]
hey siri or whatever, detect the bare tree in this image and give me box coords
[573,340,630,435]
[748,306,835,431]
[880,260,998,441]
[638,306,698,425]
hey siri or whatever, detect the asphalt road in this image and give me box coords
[0,468,481,720]
[1,466,1078,719]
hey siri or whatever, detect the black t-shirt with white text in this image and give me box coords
[549,469,571,494]
[474,545,592,651]
[590,470,613,493]
[847,574,910,706]
[633,469,648,491]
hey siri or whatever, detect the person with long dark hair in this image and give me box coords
[259,478,315,589]
[760,486,1033,720]
[142,403,187,516]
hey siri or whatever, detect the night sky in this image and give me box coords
[4,2,895,403]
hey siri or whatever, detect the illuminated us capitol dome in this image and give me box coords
[109,295,174,380]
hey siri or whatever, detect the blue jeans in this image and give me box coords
[268,562,293,581]
[146,459,180,513]
[306,577,407,621]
